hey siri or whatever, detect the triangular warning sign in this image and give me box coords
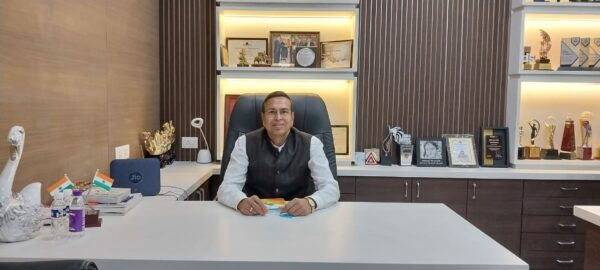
[365,152,378,165]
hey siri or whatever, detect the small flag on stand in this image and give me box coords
[92,170,114,191]
[47,175,74,197]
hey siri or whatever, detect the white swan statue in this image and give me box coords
[0,126,42,242]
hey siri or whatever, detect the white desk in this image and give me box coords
[158,162,218,200]
[0,201,527,270]
[574,205,600,269]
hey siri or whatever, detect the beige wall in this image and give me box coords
[0,0,159,204]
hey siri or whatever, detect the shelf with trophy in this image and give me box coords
[507,1,600,170]
[214,0,360,165]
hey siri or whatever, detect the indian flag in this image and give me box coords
[92,171,114,191]
[47,175,74,197]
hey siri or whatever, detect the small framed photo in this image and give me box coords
[415,138,447,167]
[223,94,240,138]
[320,40,353,68]
[226,38,268,67]
[270,31,320,68]
[331,125,349,155]
[220,45,228,67]
[443,134,478,168]
[479,127,509,167]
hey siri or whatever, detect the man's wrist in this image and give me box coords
[305,196,317,212]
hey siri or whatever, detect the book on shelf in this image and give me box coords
[88,193,143,215]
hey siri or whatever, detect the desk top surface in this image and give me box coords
[575,205,600,227]
[0,201,526,270]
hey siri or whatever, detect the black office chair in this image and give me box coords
[220,93,337,179]
[0,260,98,270]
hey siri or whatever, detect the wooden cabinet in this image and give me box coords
[466,180,523,255]
[521,180,600,270]
[355,177,411,202]
[412,178,468,217]
[338,176,356,202]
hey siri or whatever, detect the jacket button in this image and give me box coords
[276,170,280,175]
[275,188,279,193]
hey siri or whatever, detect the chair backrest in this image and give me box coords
[220,93,337,179]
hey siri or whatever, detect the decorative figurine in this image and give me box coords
[252,52,272,67]
[560,114,577,160]
[524,119,541,159]
[577,111,593,160]
[541,116,559,159]
[381,126,403,166]
[534,29,553,70]
[237,48,249,67]
[141,121,176,167]
[0,126,43,242]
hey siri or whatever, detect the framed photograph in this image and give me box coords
[415,138,447,167]
[479,127,509,167]
[320,40,353,68]
[443,134,478,168]
[223,95,240,137]
[220,45,228,67]
[270,31,320,68]
[331,125,349,155]
[226,38,268,67]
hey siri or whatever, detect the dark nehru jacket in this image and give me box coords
[243,127,315,200]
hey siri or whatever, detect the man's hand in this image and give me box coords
[281,198,312,216]
[237,195,268,216]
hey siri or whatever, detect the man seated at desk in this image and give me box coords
[217,91,340,216]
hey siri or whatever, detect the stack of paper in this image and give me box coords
[85,187,131,204]
[261,198,286,215]
[88,193,143,215]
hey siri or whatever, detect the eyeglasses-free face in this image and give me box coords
[261,97,294,141]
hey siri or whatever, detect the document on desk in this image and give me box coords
[261,198,293,218]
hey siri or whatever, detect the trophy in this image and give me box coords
[523,46,533,70]
[541,116,560,159]
[577,111,593,160]
[380,126,396,166]
[559,114,577,160]
[237,48,249,67]
[534,29,553,70]
[517,125,526,160]
[524,119,541,159]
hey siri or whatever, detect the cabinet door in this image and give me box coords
[466,180,523,255]
[355,177,411,202]
[412,178,467,217]
[338,176,356,202]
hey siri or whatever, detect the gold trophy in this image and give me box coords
[517,125,526,160]
[524,119,541,159]
[577,111,593,160]
[534,30,553,71]
[541,116,560,159]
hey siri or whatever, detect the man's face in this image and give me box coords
[262,97,294,138]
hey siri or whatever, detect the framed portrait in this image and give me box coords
[331,125,349,155]
[443,134,478,168]
[415,138,447,167]
[226,38,268,67]
[270,31,320,68]
[479,127,509,167]
[223,95,240,138]
[320,40,353,68]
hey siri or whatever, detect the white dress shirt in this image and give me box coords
[217,135,340,211]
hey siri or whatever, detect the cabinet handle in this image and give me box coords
[560,187,579,192]
[558,223,577,228]
[404,181,409,198]
[472,183,477,200]
[556,241,576,246]
[416,182,420,199]
[555,259,574,264]
[197,188,205,201]
[559,205,574,210]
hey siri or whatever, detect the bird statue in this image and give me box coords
[0,126,42,242]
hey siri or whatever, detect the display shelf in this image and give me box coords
[219,66,356,73]
[509,71,600,83]
[514,1,600,15]
[512,159,600,170]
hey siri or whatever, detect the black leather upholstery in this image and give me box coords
[0,260,98,270]
[220,93,337,179]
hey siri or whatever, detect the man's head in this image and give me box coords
[261,91,294,141]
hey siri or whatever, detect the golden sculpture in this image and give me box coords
[252,52,271,67]
[141,121,175,156]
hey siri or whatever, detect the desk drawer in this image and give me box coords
[340,193,355,202]
[521,251,583,270]
[522,216,586,234]
[521,233,585,252]
[338,177,355,194]
[524,181,600,198]
[523,197,600,216]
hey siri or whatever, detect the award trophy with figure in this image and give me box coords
[524,119,541,159]
[559,114,577,160]
[541,116,560,159]
[534,29,553,71]
[577,111,593,160]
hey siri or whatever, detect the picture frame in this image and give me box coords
[226,38,268,67]
[220,45,228,67]
[479,127,509,167]
[443,134,478,168]
[320,40,353,68]
[223,94,240,138]
[415,138,447,167]
[270,31,320,68]
[331,125,349,155]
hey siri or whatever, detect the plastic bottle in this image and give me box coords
[69,189,85,238]
[50,192,69,240]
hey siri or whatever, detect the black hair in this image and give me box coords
[262,91,292,112]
